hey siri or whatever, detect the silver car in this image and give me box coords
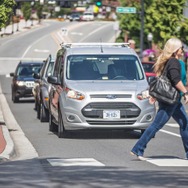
[48,43,156,138]
[33,55,55,122]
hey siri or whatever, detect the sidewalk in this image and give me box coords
[0,19,40,37]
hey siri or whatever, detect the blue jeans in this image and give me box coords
[131,101,188,158]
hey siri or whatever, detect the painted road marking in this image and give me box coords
[147,158,188,167]
[47,158,105,167]
[166,123,179,128]
[70,32,83,36]
[160,129,180,137]
[34,49,49,53]
[21,35,49,58]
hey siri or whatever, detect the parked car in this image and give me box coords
[141,61,156,80]
[47,43,156,138]
[68,13,81,21]
[10,60,43,103]
[81,12,94,21]
[33,55,55,122]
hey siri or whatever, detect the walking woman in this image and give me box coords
[131,38,188,160]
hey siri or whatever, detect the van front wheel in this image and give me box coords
[58,109,66,138]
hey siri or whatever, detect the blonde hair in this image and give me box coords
[154,38,182,76]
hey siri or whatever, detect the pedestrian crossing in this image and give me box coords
[147,158,188,167]
[46,157,188,167]
[47,158,105,167]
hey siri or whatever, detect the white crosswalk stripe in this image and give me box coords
[166,123,179,128]
[147,158,188,167]
[47,158,105,167]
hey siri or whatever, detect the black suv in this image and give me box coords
[33,55,55,122]
[10,60,43,103]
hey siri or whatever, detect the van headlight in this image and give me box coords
[137,90,149,100]
[16,81,25,86]
[65,87,85,100]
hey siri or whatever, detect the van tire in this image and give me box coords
[40,102,49,122]
[58,109,66,138]
[12,90,19,103]
[49,108,56,132]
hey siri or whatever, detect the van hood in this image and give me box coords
[66,80,148,92]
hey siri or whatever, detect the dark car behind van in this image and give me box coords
[10,60,43,103]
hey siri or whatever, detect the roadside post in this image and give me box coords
[116,4,144,59]
[115,6,137,48]
[113,21,119,40]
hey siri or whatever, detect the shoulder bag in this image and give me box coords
[149,60,180,105]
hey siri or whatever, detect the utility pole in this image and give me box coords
[140,0,144,59]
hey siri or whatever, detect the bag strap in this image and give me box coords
[162,58,174,76]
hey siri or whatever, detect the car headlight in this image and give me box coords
[65,87,85,100]
[137,90,149,100]
[16,81,25,86]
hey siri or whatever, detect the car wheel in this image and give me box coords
[36,102,40,119]
[12,90,19,103]
[49,107,57,132]
[58,108,66,138]
[34,99,37,111]
[40,102,49,122]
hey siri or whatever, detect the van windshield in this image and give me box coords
[66,55,144,80]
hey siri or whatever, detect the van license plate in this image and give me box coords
[103,110,120,119]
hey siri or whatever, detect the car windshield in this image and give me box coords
[142,63,154,73]
[17,64,43,76]
[66,55,144,80]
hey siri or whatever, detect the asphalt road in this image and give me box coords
[0,20,188,188]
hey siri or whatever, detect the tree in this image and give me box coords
[145,0,188,47]
[34,1,43,23]
[118,0,188,49]
[0,0,16,29]
[21,2,31,27]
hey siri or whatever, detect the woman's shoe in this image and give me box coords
[137,156,148,161]
[130,151,137,156]
[130,151,148,161]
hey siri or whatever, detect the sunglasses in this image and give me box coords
[181,46,184,52]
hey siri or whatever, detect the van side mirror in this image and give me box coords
[47,76,61,85]
[33,73,40,79]
[10,73,15,77]
[147,76,156,84]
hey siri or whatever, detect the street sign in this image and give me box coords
[116,7,136,14]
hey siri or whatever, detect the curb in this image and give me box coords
[0,83,38,161]
[0,86,15,160]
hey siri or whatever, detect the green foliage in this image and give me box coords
[21,2,31,22]
[0,0,16,29]
[34,2,43,22]
[118,0,188,48]
[55,8,72,18]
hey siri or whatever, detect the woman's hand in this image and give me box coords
[149,96,156,104]
[183,95,188,104]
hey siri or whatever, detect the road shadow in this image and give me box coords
[14,99,35,104]
[51,129,142,140]
[0,157,188,187]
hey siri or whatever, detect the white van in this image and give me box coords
[48,43,156,138]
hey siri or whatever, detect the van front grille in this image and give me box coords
[82,102,140,119]
[86,120,136,125]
